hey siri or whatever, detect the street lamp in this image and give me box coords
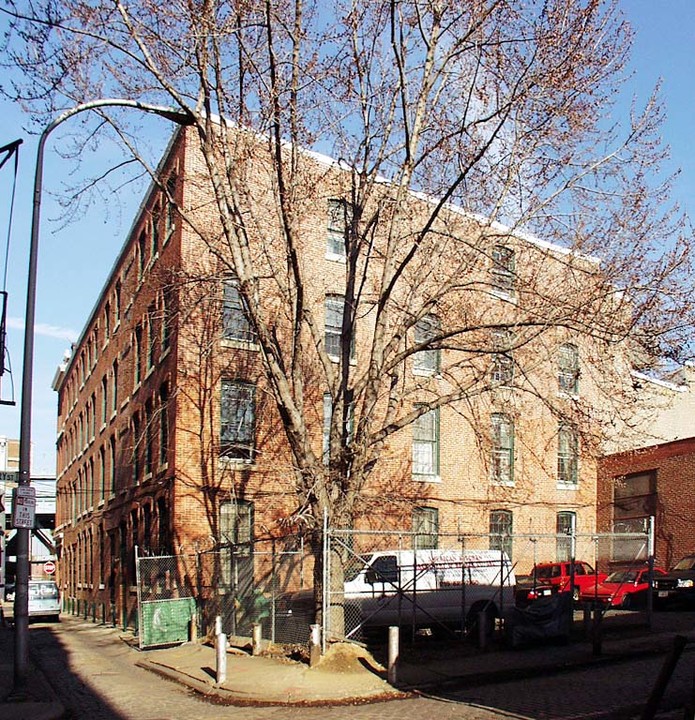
[12,98,194,699]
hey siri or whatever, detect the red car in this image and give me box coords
[579,566,667,608]
[533,560,608,601]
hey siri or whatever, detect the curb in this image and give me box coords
[136,657,411,707]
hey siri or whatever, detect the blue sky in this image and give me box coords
[0,1,694,475]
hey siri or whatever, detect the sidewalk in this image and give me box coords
[1,607,694,717]
[0,610,66,720]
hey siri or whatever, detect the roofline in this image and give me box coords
[631,369,688,393]
[53,125,186,389]
[53,119,603,387]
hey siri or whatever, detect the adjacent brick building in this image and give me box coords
[598,368,695,569]
[53,126,635,628]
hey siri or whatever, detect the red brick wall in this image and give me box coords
[599,437,695,569]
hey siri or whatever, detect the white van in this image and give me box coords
[28,580,61,621]
[279,548,514,640]
[340,548,515,634]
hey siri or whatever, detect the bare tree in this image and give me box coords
[4,0,694,629]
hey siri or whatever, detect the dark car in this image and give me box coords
[654,554,695,608]
[514,574,556,608]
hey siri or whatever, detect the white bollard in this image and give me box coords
[215,615,223,636]
[252,622,262,656]
[309,623,321,667]
[216,632,227,685]
[388,625,399,685]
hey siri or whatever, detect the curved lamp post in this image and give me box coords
[13,98,194,698]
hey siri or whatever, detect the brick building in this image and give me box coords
[598,367,695,570]
[53,126,636,628]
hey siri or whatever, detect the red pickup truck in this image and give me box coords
[532,560,608,601]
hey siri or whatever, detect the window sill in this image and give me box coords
[219,456,255,467]
[491,480,515,487]
[557,391,580,401]
[489,289,518,304]
[557,482,579,491]
[413,368,441,378]
[325,251,346,263]
[412,474,441,483]
[328,354,357,365]
[221,338,260,352]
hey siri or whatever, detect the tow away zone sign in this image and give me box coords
[12,485,36,528]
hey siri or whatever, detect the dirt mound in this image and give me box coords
[314,642,385,674]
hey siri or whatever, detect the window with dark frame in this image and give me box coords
[114,281,121,327]
[491,328,514,385]
[132,412,140,484]
[414,314,441,374]
[104,301,111,341]
[147,304,156,370]
[161,287,172,351]
[220,380,256,461]
[558,343,579,395]
[413,506,439,549]
[412,406,439,478]
[111,361,118,414]
[134,324,142,387]
[151,203,160,257]
[159,383,169,468]
[327,198,350,257]
[109,436,116,496]
[612,471,656,561]
[322,393,354,465]
[222,278,256,343]
[138,230,147,279]
[165,173,177,239]
[489,509,513,560]
[324,294,353,360]
[145,398,153,477]
[556,511,575,562]
[557,424,578,485]
[491,413,514,484]
[219,500,255,586]
[491,245,515,296]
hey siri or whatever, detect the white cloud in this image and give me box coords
[6,316,78,343]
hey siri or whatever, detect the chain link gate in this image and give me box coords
[135,536,308,650]
[196,536,307,644]
[136,549,196,649]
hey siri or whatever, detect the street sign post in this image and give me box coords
[11,485,36,529]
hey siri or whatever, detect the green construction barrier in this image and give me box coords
[140,597,196,647]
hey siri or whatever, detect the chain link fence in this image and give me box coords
[322,520,655,645]
[136,536,308,649]
[134,519,654,650]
